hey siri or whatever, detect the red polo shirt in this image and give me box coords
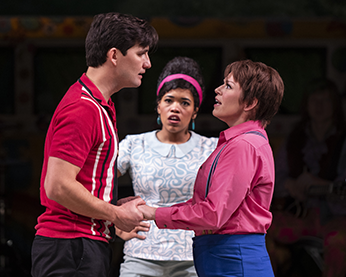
[35,73,118,242]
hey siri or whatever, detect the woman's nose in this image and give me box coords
[215,85,222,94]
[170,102,180,111]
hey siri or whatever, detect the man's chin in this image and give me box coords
[124,82,141,89]
[134,79,142,87]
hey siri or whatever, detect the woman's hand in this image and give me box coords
[116,221,150,241]
[138,204,157,220]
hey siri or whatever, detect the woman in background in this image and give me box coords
[116,56,218,277]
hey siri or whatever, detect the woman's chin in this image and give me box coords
[212,109,220,119]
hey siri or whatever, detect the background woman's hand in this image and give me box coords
[116,221,150,241]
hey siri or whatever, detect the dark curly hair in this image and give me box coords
[156,57,205,110]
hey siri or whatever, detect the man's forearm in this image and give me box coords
[44,156,145,232]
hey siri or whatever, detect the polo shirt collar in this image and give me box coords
[79,73,116,120]
[218,120,264,146]
[144,130,200,158]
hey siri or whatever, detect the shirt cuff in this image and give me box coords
[155,206,192,231]
[155,207,172,229]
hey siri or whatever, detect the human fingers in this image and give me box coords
[124,224,149,240]
[117,196,142,206]
[138,221,150,228]
[134,224,150,235]
[134,232,147,240]
[133,196,146,206]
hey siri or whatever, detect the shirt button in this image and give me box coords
[164,224,167,228]
[186,227,189,229]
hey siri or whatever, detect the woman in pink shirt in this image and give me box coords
[139,59,284,277]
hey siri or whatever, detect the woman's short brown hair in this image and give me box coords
[225,59,284,127]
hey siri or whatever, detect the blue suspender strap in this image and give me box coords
[244,130,267,140]
[205,144,227,198]
[204,130,267,198]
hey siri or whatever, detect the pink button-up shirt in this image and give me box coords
[155,120,275,236]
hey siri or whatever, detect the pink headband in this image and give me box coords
[156,74,203,107]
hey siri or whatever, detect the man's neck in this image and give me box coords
[86,67,120,102]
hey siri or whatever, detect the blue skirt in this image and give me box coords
[193,234,274,277]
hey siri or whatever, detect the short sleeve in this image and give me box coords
[49,100,99,168]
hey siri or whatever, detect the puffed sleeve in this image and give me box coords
[117,135,133,175]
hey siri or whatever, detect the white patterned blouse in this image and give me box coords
[117,130,218,260]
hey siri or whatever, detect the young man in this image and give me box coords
[31,12,159,277]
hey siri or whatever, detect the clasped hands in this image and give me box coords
[115,196,157,241]
[138,203,156,221]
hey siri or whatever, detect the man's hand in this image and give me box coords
[113,197,146,232]
[116,221,150,241]
[117,196,143,206]
[138,204,157,220]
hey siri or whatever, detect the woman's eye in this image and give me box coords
[164,99,172,103]
[226,84,231,89]
[182,101,190,106]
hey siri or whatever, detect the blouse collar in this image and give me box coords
[144,130,200,158]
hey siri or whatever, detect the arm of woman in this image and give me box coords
[139,198,194,220]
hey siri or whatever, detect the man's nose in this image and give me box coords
[144,53,151,69]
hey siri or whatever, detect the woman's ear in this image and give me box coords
[157,104,161,115]
[192,107,199,120]
[244,98,258,112]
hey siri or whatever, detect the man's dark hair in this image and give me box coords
[85,12,159,67]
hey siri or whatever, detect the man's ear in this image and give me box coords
[244,98,258,112]
[107,48,117,66]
